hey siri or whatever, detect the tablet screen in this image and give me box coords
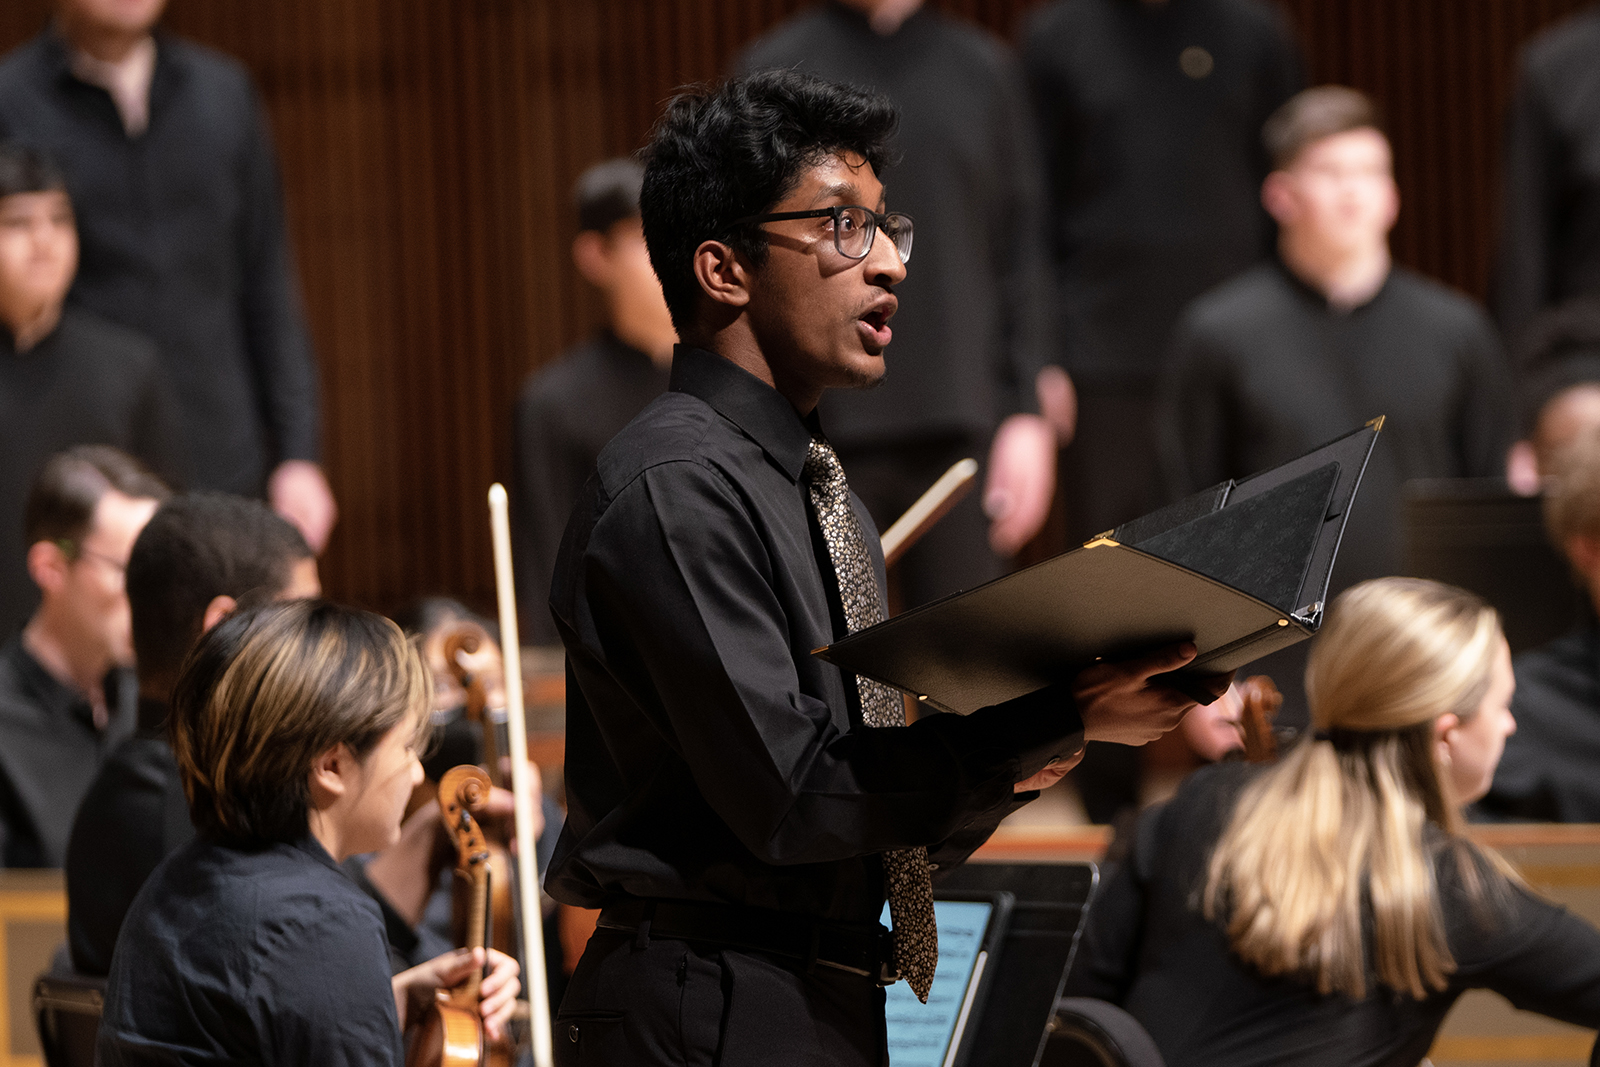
[882,899,996,1067]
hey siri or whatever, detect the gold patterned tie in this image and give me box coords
[803,438,938,1003]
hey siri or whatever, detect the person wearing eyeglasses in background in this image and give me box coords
[0,445,168,868]
[737,0,1068,611]
[545,70,1216,1067]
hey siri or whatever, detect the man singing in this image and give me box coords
[547,70,1207,1067]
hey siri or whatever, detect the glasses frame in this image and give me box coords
[729,204,913,264]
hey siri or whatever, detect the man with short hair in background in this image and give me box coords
[65,491,319,975]
[0,446,169,868]
[1157,85,1512,729]
[0,141,183,640]
[0,0,337,552]
[513,158,675,644]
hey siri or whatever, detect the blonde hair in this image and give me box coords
[171,598,431,847]
[1202,578,1503,1000]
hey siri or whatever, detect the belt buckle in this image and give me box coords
[875,928,900,988]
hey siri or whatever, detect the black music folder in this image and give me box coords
[816,419,1383,714]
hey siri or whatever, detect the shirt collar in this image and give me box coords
[1,635,95,729]
[669,345,819,483]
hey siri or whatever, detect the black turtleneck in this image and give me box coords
[0,306,185,643]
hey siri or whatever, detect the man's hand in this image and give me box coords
[1074,642,1232,746]
[1013,750,1084,793]
[267,459,338,553]
[393,946,521,1041]
[984,413,1057,557]
[1036,365,1077,446]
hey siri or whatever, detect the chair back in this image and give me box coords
[33,971,106,1067]
[1041,998,1165,1067]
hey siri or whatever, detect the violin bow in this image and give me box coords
[486,484,554,1067]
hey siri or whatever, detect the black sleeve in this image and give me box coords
[512,381,578,646]
[577,459,1085,866]
[1448,846,1600,1028]
[131,354,194,491]
[236,85,321,466]
[1063,801,1166,1002]
[1454,310,1515,478]
[1492,56,1559,342]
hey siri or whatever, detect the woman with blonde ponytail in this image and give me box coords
[1066,577,1600,1067]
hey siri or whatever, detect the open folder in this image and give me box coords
[815,418,1383,714]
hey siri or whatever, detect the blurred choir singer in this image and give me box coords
[0,0,337,552]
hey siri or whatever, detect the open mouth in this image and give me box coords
[858,303,895,348]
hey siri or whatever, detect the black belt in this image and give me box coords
[596,898,899,986]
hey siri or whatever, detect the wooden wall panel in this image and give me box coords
[0,1,1593,615]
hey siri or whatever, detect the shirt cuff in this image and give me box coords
[945,680,1085,784]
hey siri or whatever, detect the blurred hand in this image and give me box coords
[984,413,1057,557]
[1505,439,1540,497]
[1074,642,1230,746]
[1013,749,1084,793]
[1036,365,1077,445]
[267,459,338,553]
[394,947,521,1042]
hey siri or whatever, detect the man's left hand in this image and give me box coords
[984,414,1057,557]
[267,460,338,553]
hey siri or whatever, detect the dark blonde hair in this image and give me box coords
[1263,85,1385,169]
[1203,578,1504,1000]
[171,599,431,847]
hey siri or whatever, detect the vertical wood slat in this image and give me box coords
[0,0,1590,614]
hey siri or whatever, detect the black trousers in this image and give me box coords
[555,928,888,1066]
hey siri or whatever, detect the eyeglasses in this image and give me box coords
[731,205,913,264]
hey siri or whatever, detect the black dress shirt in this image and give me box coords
[1492,8,1600,343]
[0,29,321,496]
[1069,761,1600,1067]
[737,3,1055,448]
[0,308,185,642]
[1022,0,1303,386]
[513,332,669,645]
[64,696,192,975]
[547,346,1084,924]
[1160,262,1514,591]
[97,832,403,1066]
[1480,612,1600,822]
[0,637,135,868]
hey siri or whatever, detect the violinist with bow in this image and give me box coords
[96,599,520,1065]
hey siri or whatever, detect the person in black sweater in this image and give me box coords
[737,1,1066,602]
[0,0,336,551]
[0,142,184,641]
[64,492,319,975]
[1481,427,1600,822]
[513,159,674,644]
[1157,86,1511,729]
[1022,0,1303,542]
[1492,5,1600,346]
[1070,577,1600,1067]
[97,599,518,1065]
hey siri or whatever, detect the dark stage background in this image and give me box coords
[0,0,1589,615]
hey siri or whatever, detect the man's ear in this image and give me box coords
[307,742,350,811]
[572,230,611,289]
[201,595,237,634]
[692,239,752,311]
[1261,170,1297,227]
[25,540,70,597]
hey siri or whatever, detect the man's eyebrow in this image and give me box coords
[809,180,860,206]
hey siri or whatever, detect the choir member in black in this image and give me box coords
[97,599,519,1065]
[737,0,1065,602]
[65,492,319,975]
[1504,299,1600,495]
[1481,428,1600,822]
[548,70,1215,1066]
[0,0,337,552]
[0,143,183,640]
[0,447,166,868]
[513,159,674,644]
[1158,86,1512,728]
[1022,0,1303,542]
[1070,578,1600,1067]
[1492,6,1600,346]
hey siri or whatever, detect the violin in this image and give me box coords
[1237,674,1284,763]
[407,766,495,1067]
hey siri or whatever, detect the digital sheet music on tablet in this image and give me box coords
[882,899,1001,1067]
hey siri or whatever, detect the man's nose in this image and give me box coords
[865,230,906,286]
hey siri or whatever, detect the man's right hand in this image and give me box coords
[1074,642,1228,746]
